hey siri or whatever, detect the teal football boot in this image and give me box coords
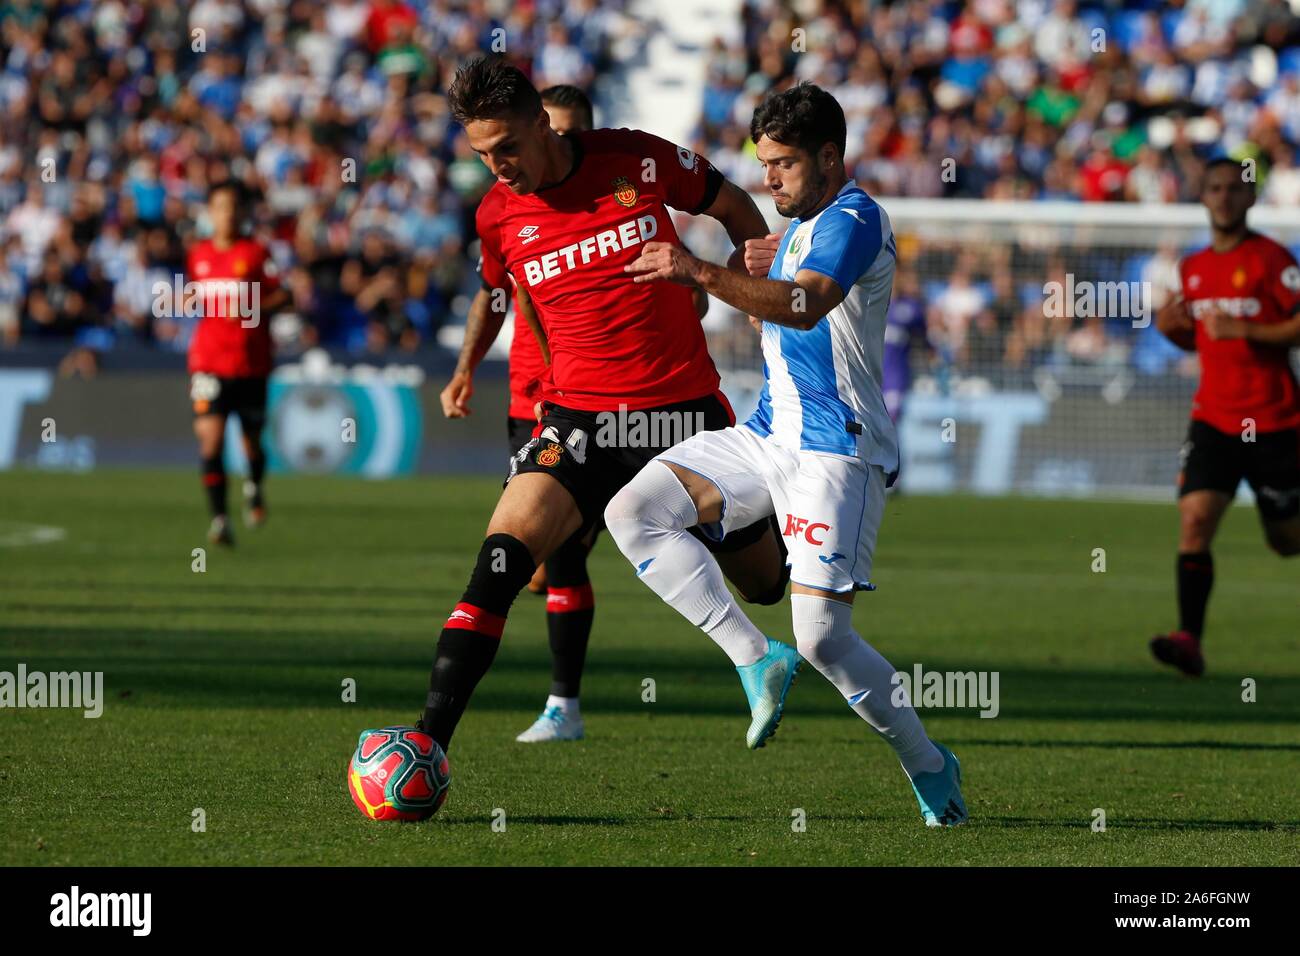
[910,742,968,827]
[735,638,802,749]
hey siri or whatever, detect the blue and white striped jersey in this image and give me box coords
[744,181,899,471]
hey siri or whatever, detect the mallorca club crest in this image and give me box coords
[612,176,638,208]
[535,442,564,467]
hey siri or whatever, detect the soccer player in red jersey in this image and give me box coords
[415,58,788,753]
[440,85,716,743]
[186,182,288,545]
[1152,158,1300,676]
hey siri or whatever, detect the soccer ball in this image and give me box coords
[347,726,451,821]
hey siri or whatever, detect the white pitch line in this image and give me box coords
[0,522,67,547]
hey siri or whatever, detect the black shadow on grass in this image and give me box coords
[978,816,1298,832]
[4,582,435,600]
[955,738,1300,752]
[1,602,436,619]
[437,815,630,827]
[3,630,1299,724]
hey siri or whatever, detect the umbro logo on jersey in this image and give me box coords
[518,225,542,245]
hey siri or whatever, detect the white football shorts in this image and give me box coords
[657,424,887,593]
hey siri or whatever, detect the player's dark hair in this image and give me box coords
[1201,156,1255,192]
[208,179,247,207]
[540,84,594,130]
[448,57,543,125]
[750,82,847,162]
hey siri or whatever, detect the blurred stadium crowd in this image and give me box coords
[701,0,1300,204]
[0,0,633,356]
[1,0,1299,377]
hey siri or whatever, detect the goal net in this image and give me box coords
[681,198,1300,500]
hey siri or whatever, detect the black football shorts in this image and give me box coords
[507,392,771,552]
[507,415,537,459]
[1178,419,1300,521]
[190,373,268,431]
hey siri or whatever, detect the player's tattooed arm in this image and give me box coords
[680,242,710,319]
[1155,295,1196,352]
[440,284,509,418]
[625,245,841,330]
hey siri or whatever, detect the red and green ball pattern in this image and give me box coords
[348,726,451,821]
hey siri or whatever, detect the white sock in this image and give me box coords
[546,695,579,718]
[604,462,767,666]
[790,594,943,777]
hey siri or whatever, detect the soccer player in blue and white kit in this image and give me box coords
[618,84,967,827]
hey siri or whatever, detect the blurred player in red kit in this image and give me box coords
[186,181,289,545]
[1152,158,1300,675]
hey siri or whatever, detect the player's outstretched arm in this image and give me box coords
[1154,295,1196,352]
[440,285,509,418]
[625,242,842,330]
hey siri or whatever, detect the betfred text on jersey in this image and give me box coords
[152,274,262,328]
[521,215,658,287]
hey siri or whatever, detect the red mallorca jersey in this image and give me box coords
[477,183,549,420]
[476,128,724,412]
[1180,232,1300,433]
[186,237,279,378]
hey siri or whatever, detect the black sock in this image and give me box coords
[423,534,536,750]
[1176,551,1213,639]
[202,454,226,518]
[246,440,266,506]
[545,537,594,698]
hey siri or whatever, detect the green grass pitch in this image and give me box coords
[1,469,1297,866]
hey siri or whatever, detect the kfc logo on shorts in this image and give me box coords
[783,514,830,545]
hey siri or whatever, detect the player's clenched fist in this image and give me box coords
[440,370,474,418]
[743,232,783,277]
[624,242,701,285]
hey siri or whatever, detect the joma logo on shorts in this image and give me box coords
[783,515,830,545]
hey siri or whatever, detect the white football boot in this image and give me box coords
[515,704,585,743]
